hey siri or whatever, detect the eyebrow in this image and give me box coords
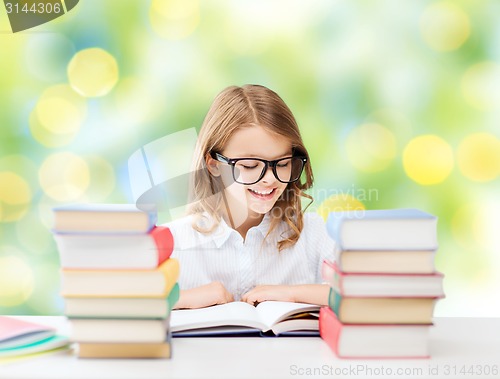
[237,152,292,160]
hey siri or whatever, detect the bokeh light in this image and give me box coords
[419,1,470,52]
[38,152,90,201]
[457,133,500,182]
[461,61,500,111]
[0,254,34,308]
[345,123,397,173]
[30,84,87,147]
[34,84,87,134]
[149,0,200,40]
[67,48,119,97]
[403,135,454,185]
[316,194,365,222]
[0,171,32,222]
[29,111,78,148]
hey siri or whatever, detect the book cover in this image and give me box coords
[64,283,180,318]
[326,208,438,250]
[77,340,171,359]
[61,258,179,298]
[328,288,438,324]
[0,317,55,349]
[319,307,431,359]
[322,260,445,297]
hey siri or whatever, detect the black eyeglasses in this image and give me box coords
[210,152,307,185]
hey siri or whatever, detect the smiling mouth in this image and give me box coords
[248,188,276,199]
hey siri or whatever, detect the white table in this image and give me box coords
[0,317,499,379]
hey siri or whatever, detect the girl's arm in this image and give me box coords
[241,284,330,306]
[174,281,234,309]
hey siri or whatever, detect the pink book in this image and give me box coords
[319,307,431,359]
[322,260,444,298]
[0,317,55,349]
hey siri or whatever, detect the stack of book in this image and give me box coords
[52,204,180,359]
[319,208,444,359]
[0,317,70,362]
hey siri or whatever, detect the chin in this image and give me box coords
[248,202,275,216]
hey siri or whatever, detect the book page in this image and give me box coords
[255,301,320,332]
[170,302,266,332]
[270,319,319,336]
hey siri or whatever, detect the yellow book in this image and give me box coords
[77,342,171,359]
[61,259,179,298]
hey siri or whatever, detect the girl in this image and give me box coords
[169,84,335,309]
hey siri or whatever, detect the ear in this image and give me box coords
[205,156,221,177]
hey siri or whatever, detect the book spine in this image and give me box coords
[326,213,344,244]
[158,258,180,296]
[319,307,342,356]
[150,227,174,266]
[166,283,180,311]
[327,287,342,318]
[148,211,159,231]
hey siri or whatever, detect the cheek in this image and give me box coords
[275,183,289,198]
[222,177,248,202]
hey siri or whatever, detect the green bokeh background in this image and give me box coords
[1,0,499,316]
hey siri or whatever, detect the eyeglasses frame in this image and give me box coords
[210,151,307,185]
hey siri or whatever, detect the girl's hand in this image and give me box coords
[241,284,330,306]
[241,285,296,305]
[174,281,234,309]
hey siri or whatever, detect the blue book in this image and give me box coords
[326,208,438,251]
[52,203,157,234]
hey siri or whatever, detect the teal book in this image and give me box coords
[64,283,180,319]
[327,287,437,324]
[0,335,70,358]
[326,208,438,251]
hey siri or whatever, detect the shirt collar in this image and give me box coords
[211,217,235,248]
[190,212,292,249]
[214,213,288,248]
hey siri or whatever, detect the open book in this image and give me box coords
[170,301,320,337]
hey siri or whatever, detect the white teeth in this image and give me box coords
[250,188,273,195]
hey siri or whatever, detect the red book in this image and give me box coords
[319,307,431,359]
[55,226,174,270]
[322,260,444,298]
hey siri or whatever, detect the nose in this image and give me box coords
[260,165,276,184]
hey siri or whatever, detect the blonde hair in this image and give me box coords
[188,84,314,251]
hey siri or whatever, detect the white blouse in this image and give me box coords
[165,212,336,301]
